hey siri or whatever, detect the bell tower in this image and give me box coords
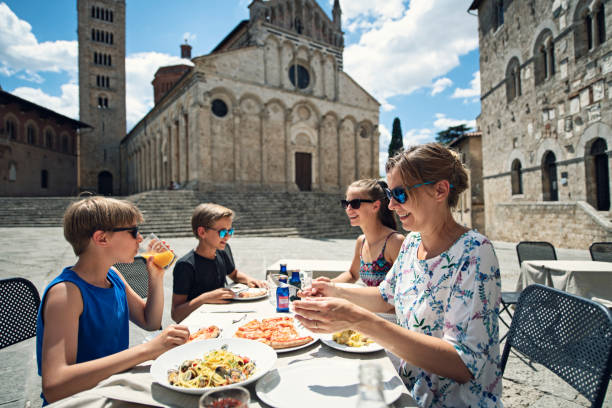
[77,0,126,195]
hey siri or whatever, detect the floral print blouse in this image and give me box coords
[379,230,503,408]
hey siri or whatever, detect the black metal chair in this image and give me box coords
[501,284,612,408]
[499,241,558,342]
[0,277,41,349]
[589,242,612,262]
[114,257,149,298]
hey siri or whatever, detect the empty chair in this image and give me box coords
[589,242,612,262]
[114,257,149,298]
[499,241,558,342]
[0,277,41,349]
[501,284,612,407]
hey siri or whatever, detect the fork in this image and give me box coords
[232,313,247,324]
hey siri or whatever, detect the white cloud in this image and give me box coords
[12,82,79,119]
[452,71,480,99]
[182,32,197,43]
[433,113,476,130]
[403,128,434,147]
[335,0,405,30]
[431,77,452,96]
[343,0,478,107]
[379,151,388,177]
[0,3,77,79]
[126,52,194,130]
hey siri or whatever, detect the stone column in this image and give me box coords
[233,107,241,184]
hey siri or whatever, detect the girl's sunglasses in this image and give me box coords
[208,227,235,238]
[384,181,454,204]
[110,226,139,239]
[340,199,374,209]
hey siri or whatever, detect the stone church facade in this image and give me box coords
[470,0,612,248]
[122,0,380,194]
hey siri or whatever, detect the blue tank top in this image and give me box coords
[36,267,129,404]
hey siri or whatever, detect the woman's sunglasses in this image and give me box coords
[340,199,375,209]
[384,181,453,204]
[110,226,139,239]
[208,227,235,238]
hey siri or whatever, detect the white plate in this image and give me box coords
[231,315,319,353]
[255,360,403,408]
[320,332,384,353]
[232,287,269,301]
[150,338,277,395]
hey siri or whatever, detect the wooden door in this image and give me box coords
[295,152,312,191]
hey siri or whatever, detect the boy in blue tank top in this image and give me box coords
[36,196,190,405]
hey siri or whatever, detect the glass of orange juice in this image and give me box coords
[139,233,176,269]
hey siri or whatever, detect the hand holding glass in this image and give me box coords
[139,233,176,269]
[300,270,313,290]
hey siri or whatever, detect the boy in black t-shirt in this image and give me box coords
[171,203,265,322]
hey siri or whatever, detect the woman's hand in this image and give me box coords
[293,297,365,333]
[298,280,339,298]
[246,278,266,288]
[314,276,331,283]
[146,324,190,359]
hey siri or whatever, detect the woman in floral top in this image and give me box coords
[294,143,502,407]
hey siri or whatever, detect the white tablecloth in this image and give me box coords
[48,298,416,407]
[516,260,612,303]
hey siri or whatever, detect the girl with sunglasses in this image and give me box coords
[294,143,502,407]
[321,179,403,287]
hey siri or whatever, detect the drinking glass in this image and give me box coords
[300,270,313,290]
[198,386,250,408]
[139,233,176,269]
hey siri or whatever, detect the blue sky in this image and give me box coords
[0,0,480,175]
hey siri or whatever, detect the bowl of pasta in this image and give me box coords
[150,338,277,394]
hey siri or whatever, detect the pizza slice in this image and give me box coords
[187,325,220,342]
[234,317,313,349]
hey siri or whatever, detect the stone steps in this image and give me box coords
[0,190,359,239]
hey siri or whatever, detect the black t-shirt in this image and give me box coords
[172,246,236,301]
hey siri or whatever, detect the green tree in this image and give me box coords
[435,124,472,145]
[388,117,404,158]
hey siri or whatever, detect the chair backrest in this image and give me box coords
[0,277,41,349]
[516,241,557,265]
[114,257,149,298]
[589,242,612,262]
[500,284,612,408]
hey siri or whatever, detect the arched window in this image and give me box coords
[61,135,69,153]
[91,28,95,41]
[505,58,521,102]
[110,11,113,22]
[91,6,95,18]
[511,159,523,195]
[542,151,558,201]
[574,3,594,58]
[494,0,504,30]
[45,130,54,148]
[534,30,554,86]
[110,33,113,44]
[108,55,112,66]
[27,124,36,144]
[41,170,48,189]
[5,118,17,140]
[289,64,310,89]
[595,3,606,46]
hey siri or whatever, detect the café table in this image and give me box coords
[516,260,612,304]
[48,296,417,408]
[266,259,350,279]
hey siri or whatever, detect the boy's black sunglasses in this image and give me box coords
[340,199,375,209]
[110,226,139,238]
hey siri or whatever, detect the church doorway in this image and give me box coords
[590,138,610,211]
[541,151,558,201]
[98,171,113,196]
[295,152,312,191]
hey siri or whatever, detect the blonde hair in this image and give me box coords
[63,196,144,255]
[385,142,468,208]
[348,179,397,230]
[191,203,234,237]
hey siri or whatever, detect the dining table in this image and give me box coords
[47,293,417,408]
[516,260,612,305]
[266,259,351,280]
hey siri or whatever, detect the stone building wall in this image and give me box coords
[0,91,82,196]
[77,0,126,195]
[473,0,612,248]
[123,0,379,194]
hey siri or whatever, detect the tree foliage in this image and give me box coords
[435,124,472,145]
[388,117,404,158]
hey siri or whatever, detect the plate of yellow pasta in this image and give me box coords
[150,338,277,394]
[321,329,384,353]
